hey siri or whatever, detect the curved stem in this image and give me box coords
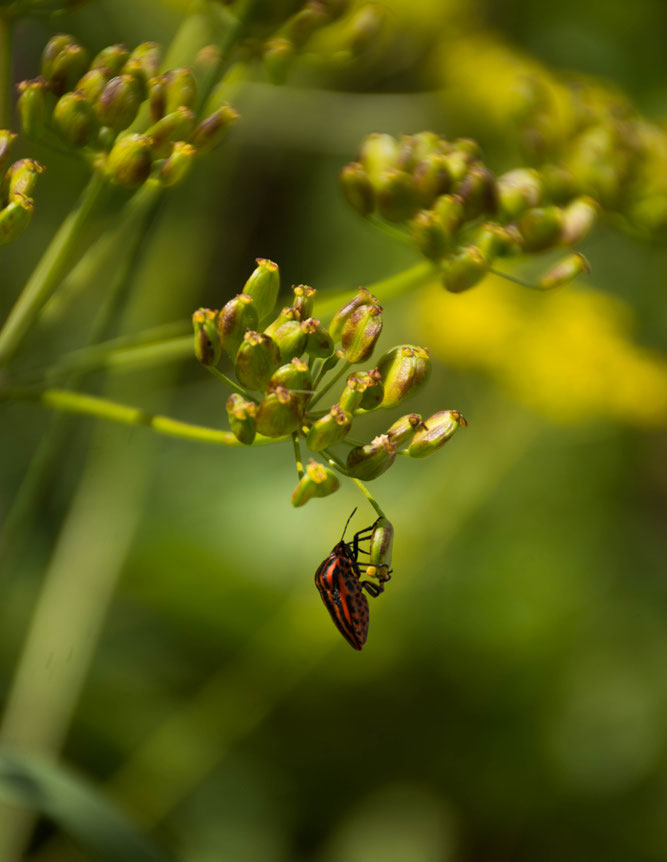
[309,360,350,409]
[206,365,259,402]
[291,432,304,479]
[0,15,12,129]
[0,171,108,368]
[323,447,388,519]
[489,267,540,290]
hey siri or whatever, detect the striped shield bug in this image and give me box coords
[314,510,392,651]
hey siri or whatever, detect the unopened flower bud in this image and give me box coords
[126,42,161,84]
[386,412,422,444]
[517,206,564,252]
[270,318,308,363]
[217,293,259,358]
[158,141,196,187]
[366,517,393,581]
[306,405,352,451]
[91,44,130,77]
[538,252,591,290]
[42,35,88,95]
[473,223,521,260]
[148,75,167,122]
[263,38,295,85]
[359,132,399,181]
[146,107,196,157]
[376,168,419,222]
[96,74,143,132]
[284,2,330,48]
[408,410,467,458]
[242,258,280,322]
[329,287,377,343]
[441,148,474,184]
[560,195,599,245]
[341,303,383,363]
[267,357,313,406]
[340,162,375,216]
[255,386,302,437]
[292,283,316,319]
[413,153,452,207]
[189,105,238,154]
[106,134,153,188]
[347,434,396,480]
[4,159,44,201]
[433,193,464,241]
[158,67,196,116]
[411,209,448,260]
[192,307,221,366]
[377,345,431,408]
[0,130,17,177]
[441,245,489,293]
[53,92,96,147]
[17,79,48,139]
[75,69,108,106]
[345,3,386,55]
[302,318,334,358]
[235,330,281,391]
[497,168,542,219]
[456,164,498,220]
[358,367,383,410]
[338,369,382,412]
[291,460,340,507]
[226,393,257,445]
[0,196,34,246]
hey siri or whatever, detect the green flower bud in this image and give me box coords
[454,137,482,159]
[53,92,97,147]
[226,393,257,445]
[441,149,474,184]
[473,223,521,260]
[340,162,375,216]
[96,74,143,132]
[271,318,308,363]
[347,434,396,480]
[385,412,422,444]
[306,405,352,452]
[17,79,48,139]
[75,69,108,105]
[242,258,280,322]
[398,132,443,170]
[159,141,196,187]
[292,283,316,319]
[42,35,88,95]
[235,330,281,391]
[366,516,393,581]
[538,252,591,290]
[329,287,377,343]
[192,307,221,366]
[456,164,498,220]
[377,345,431,408]
[90,44,130,77]
[358,367,383,410]
[517,206,564,252]
[411,209,448,261]
[291,460,340,507]
[433,193,464,241]
[146,107,196,157]
[341,302,383,363]
[540,163,576,203]
[302,318,334,358]
[148,75,167,122]
[360,132,399,181]
[376,168,419,222]
[255,385,302,437]
[560,195,599,245]
[3,159,44,201]
[189,105,238,154]
[441,245,489,293]
[286,1,331,46]
[408,410,467,458]
[345,3,387,55]
[217,293,259,358]
[497,168,542,219]
[42,34,77,78]
[0,130,17,177]
[106,134,153,188]
[337,369,382,412]
[163,67,197,115]
[263,38,295,85]
[413,153,452,207]
[267,357,313,405]
[0,196,34,246]
[127,42,161,83]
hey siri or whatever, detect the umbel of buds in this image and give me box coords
[0,133,42,246]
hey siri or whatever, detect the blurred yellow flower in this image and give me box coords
[418,274,667,426]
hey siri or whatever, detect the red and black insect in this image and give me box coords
[314,510,391,651]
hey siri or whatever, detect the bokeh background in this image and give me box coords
[2,0,667,860]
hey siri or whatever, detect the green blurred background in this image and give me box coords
[1,1,667,860]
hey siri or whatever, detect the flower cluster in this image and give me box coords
[17,34,238,187]
[341,131,596,292]
[0,130,42,245]
[193,259,467,506]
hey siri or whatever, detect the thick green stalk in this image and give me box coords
[0,171,108,368]
[0,15,11,129]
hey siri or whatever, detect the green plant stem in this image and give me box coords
[322,447,388,519]
[206,365,259,401]
[4,387,280,447]
[0,15,11,129]
[489,267,542,290]
[0,171,108,369]
[309,361,350,408]
[291,432,304,479]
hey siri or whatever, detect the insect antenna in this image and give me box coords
[340,507,358,541]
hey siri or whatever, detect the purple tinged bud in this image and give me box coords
[538,252,591,290]
[456,164,498,220]
[267,357,313,406]
[413,153,452,207]
[243,258,280,322]
[42,36,88,95]
[189,105,238,154]
[263,38,295,85]
[292,284,316,319]
[329,287,377,343]
[0,130,17,177]
[358,368,383,410]
[337,369,382,412]
[17,79,48,139]
[497,168,542,219]
[433,193,464,241]
[341,302,383,363]
[377,344,431,408]
[347,434,396,480]
[75,69,108,105]
[560,196,599,245]
[127,42,161,82]
[408,410,467,458]
[411,209,448,261]
[106,134,153,188]
[163,67,197,115]
[255,386,303,437]
[291,460,340,507]
[91,44,130,77]
[42,34,77,77]
[386,412,422,445]
[147,107,196,157]
[148,75,167,122]
[3,159,44,201]
[359,132,399,181]
[234,330,281,391]
[441,245,489,293]
[0,196,35,246]
[517,206,564,252]
[376,168,420,222]
[340,162,375,216]
[53,92,97,147]
[226,393,257,445]
[306,405,352,452]
[192,308,221,366]
[303,318,334,358]
[217,293,259,358]
[96,75,143,132]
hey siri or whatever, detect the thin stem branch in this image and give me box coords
[350,478,388,519]
[206,365,259,402]
[291,432,304,479]
[0,15,12,129]
[489,267,541,290]
[309,361,350,408]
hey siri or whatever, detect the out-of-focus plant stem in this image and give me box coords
[0,15,11,129]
